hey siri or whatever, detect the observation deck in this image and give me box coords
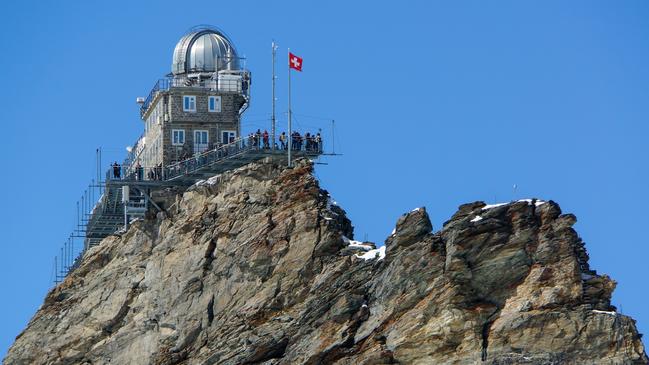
[84,138,323,251]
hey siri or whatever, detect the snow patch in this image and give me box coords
[391,228,396,235]
[193,174,222,187]
[355,246,386,261]
[411,207,421,213]
[592,310,617,316]
[482,203,508,210]
[342,236,374,251]
[470,215,483,222]
[482,199,546,210]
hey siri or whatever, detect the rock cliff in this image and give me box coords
[4,160,647,364]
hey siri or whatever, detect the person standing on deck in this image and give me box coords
[113,162,121,179]
[263,130,269,149]
[255,129,262,149]
[315,133,322,153]
[279,132,287,150]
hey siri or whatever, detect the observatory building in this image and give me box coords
[58,26,322,279]
[134,26,251,170]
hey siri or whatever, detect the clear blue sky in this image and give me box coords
[1,0,647,358]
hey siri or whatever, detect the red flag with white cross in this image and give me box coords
[289,52,303,71]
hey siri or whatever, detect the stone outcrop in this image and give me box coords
[4,160,647,364]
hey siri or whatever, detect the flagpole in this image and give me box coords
[287,48,292,168]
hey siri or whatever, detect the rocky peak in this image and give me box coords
[4,159,647,364]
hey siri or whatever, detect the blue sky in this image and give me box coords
[1,0,647,357]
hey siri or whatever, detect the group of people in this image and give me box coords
[246,129,322,153]
[279,131,322,152]
[247,129,271,149]
[110,161,163,181]
[147,164,163,181]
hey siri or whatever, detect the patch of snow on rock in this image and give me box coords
[342,236,373,251]
[483,199,546,210]
[470,215,483,222]
[482,203,508,210]
[355,246,386,261]
[592,310,617,316]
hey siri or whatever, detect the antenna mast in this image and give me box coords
[272,41,278,151]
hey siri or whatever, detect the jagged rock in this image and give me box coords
[4,160,647,365]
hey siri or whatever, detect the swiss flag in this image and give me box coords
[289,52,303,71]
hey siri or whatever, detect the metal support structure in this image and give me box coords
[140,188,162,212]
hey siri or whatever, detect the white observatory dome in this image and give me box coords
[171,27,240,75]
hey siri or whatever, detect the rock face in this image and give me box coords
[5,160,647,365]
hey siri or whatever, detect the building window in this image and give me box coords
[172,129,185,145]
[194,130,209,153]
[183,95,196,112]
[208,96,222,112]
[222,130,236,144]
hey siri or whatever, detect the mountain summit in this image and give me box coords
[5,159,647,364]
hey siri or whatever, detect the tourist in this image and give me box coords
[135,162,143,181]
[263,130,269,149]
[279,132,287,150]
[315,133,322,152]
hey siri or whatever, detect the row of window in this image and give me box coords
[183,95,222,113]
[172,129,237,146]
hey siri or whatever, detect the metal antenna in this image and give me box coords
[54,256,58,284]
[271,40,278,151]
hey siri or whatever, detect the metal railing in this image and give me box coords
[105,134,323,183]
[140,71,251,117]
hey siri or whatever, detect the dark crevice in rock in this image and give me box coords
[207,295,215,326]
[480,306,501,362]
[202,237,217,274]
[481,320,492,361]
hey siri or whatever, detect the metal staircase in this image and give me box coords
[84,185,124,249]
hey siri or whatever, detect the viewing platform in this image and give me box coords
[84,137,324,252]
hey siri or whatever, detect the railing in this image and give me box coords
[105,134,323,184]
[140,71,251,117]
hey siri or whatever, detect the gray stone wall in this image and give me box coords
[168,88,244,125]
[135,87,246,169]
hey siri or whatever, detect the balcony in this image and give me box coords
[140,70,250,118]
